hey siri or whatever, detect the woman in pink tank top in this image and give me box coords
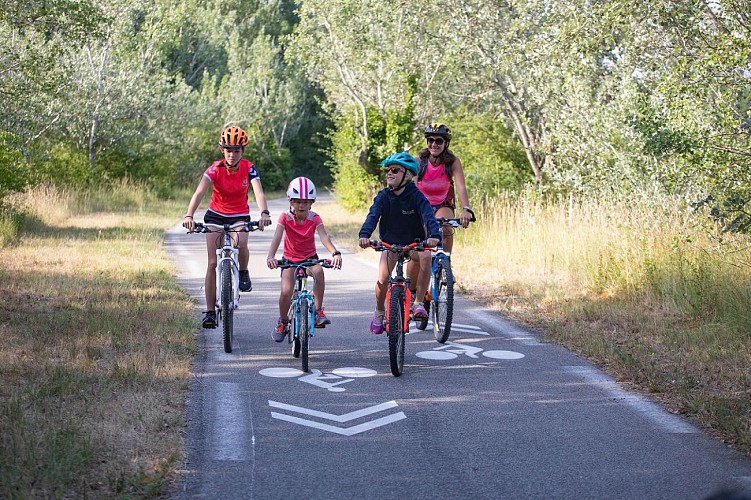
[410,123,473,310]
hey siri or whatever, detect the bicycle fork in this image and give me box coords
[385,283,412,334]
[215,248,240,313]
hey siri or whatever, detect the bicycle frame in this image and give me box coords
[386,257,412,334]
[192,220,259,353]
[289,266,316,339]
[420,210,476,343]
[369,240,427,376]
[276,258,333,372]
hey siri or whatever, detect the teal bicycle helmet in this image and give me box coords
[381,152,419,176]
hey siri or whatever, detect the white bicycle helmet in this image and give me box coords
[287,177,317,200]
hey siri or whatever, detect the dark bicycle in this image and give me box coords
[275,258,335,372]
[415,209,476,343]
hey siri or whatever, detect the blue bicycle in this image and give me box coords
[416,209,476,343]
[275,258,334,372]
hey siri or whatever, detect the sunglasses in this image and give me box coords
[426,137,445,146]
[383,166,404,174]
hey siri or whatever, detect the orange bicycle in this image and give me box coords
[369,240,429,376]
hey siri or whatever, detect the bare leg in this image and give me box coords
[278,268,294,318]
[205,233,219,310]
[435,206,455,253]
[237,232,250,270]
[312,265,325,310]
[414,251,432,304]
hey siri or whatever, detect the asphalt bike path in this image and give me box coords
[165,193,751,500]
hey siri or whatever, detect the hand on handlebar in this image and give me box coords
[359,237,371,249]
[426,237,440,248]
[330,253,342,269]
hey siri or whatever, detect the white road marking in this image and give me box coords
[212,382,249,460]
[409,322,489,335]
[268,400,407,436]
[270,411,406,436]
[564,366,698,434]
[481,350,525,360]
[269,400,399,422]
[331,367,378,378]
[260,367,305,378]
[416,351,458,360]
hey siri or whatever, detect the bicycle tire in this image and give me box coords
[300,299,310,372]
[432,259,454,344]
[289,297,300,357]
[221,260,234,353]
[388,286,406,376]
[292,320,301,358]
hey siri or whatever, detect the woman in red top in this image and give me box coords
[408,123,472,315]
[182,126,272,329]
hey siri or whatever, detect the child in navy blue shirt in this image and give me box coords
[358,152,441,334]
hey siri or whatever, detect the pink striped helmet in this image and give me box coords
[286,177,317,200]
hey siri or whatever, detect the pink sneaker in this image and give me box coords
[369,312,385,335]
[413,302,428,321]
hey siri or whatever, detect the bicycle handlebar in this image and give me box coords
[368,240,432,254]
[275,258,335,269]
[188,220,261,234]
[436,208,477,227]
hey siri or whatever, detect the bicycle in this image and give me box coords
[275,258,335,372]
[190,220,260,353]
[369,240,429,376]
[415,209,476,343]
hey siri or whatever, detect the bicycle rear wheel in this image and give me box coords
[432,259,454,344]
[221,261,234,353]
[388,287,406,376]
[300,300,310,372]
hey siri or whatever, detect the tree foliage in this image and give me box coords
[0,0,749,228]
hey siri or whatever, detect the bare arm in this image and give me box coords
[317,224,342,269]
[452,157,472,227]
[182,175,212,231]
[251,178,272,229]
[266,224,285,269]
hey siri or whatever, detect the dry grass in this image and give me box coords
[448,193,751,455]
[0,184,195,497]
[1,185,748,498]
[319,193,751,456]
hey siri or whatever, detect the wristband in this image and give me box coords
[463,206,471,211]
[184,215,193,218]
[332,251,341,256]
[261,209,270,216]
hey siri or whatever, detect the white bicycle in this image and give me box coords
[191,220,260,353]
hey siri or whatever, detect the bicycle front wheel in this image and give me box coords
[388,286,406,376]
[221,261,234,353]
[432,260,454,344]
[300,299,310,372]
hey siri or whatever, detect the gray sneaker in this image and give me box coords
[272,318,289,342]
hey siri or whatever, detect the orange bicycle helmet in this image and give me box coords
[219,126,249,148]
